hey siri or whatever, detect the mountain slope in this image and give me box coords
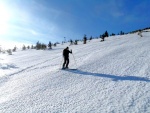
[0,32,150,113]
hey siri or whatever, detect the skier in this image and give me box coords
[62,47,72,69]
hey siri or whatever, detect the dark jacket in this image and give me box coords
[63,49,72,58]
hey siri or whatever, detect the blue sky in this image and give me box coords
[0,0,150,48]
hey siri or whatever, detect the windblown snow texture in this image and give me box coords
[0,31,150,113]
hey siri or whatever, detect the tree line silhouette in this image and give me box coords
[0,26,150,55]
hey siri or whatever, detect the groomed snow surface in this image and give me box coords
[0,32,150,113]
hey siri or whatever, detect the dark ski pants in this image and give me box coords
[63,57,69,68]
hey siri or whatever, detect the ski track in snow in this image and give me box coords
[0,32,150,112]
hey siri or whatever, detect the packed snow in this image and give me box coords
[0,32,150,113]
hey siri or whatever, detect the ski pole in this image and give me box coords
[72,53,77,68]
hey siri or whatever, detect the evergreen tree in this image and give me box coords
[74,40,78,45]
[48,41,52,49]
[111,33,115,36]
[100,35,102,38]
[83,34,87,44]
[27,46,30,49]
[12,46,17,52]
[22,45,26,50]
[104,31,109,37]
[101,34,105,42]
[90,36,93,40]
[31,45,34,49]
[138,30,143,37]
[36,41,41,50]
[54,43,57,47]
[70,39,73,45]
[7,49,12,55]
[100,31,108,42]
[120,31,124,35]
[41,43,47,50]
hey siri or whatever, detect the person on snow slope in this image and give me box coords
[62,47,72,69]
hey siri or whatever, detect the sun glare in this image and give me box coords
[0,3,11,34]
[0,40,24,50]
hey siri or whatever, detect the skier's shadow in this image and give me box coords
[68,70,150,82]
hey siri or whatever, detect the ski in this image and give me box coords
[60,68,77,70]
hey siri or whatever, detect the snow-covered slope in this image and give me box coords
[0,32,150,113]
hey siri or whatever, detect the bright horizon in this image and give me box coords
[0,0,150,49]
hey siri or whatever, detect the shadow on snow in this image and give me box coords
[67,69,150,82]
